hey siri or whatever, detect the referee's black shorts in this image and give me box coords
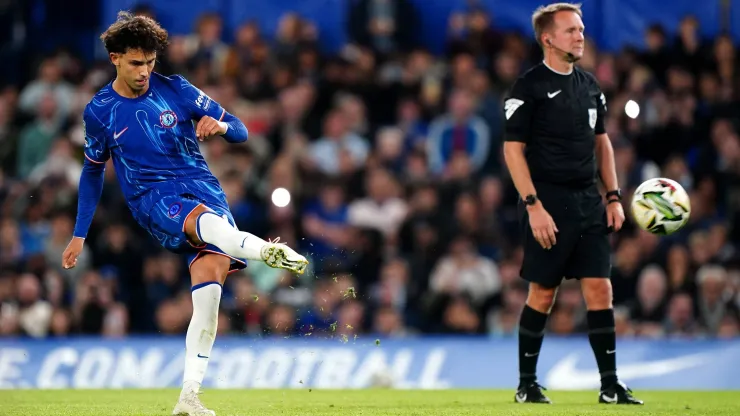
[518,182,612,289]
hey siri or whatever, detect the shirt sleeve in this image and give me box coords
[595,89,607,135]
[75,106,108,238]
[174,75,248,143]
[82,105,110,164]
[503,77,534,143]
[73,160,105,238]
[174,75,227,122]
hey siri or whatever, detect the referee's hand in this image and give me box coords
[527,204,559,250]
[606,200,625,233]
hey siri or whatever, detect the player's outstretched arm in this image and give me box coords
[63,160,106,269]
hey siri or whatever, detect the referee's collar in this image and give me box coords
[542,60,573,75]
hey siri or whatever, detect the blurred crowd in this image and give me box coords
[0,3,739,341]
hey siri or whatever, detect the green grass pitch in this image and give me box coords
[2,389,739,415]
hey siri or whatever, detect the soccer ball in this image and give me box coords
[630,178,691,235]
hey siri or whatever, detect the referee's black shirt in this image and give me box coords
[504,62,607,189]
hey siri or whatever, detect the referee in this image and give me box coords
[503,3,643,405]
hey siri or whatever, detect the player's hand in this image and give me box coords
[606,200,625,233]
[62,237,85,269]
[195,116,228,141]
[528,203,559,250]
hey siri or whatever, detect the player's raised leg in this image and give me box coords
[515,282,556,404]
[581,278,643,405]
[173,253,230,416]
[186,205,308,274]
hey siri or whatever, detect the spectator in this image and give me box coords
[429,235,501,305]
[696,264,739,335]
[347,167,408,239]
[629,265,669,325]
[16,92,63,179]
[301,179,352,272]
[427,89,491,175]
[18,57,74,118]
[664,292,701,337]
[8,273,53,337]
[183,13,230,81]
[373,306,413,337]
[347,0,418,56]
[306,110,370,176]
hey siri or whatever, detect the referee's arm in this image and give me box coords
[502,80,538,202]
[503,79,558,249]
[594,92,618,192]
[594,91,625,232]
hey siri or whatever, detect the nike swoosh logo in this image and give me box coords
[197,353,209,359]
[545,352,709,390]
[113,127,129,139]
[525,352,539,357]
[601,393,618,403]
[606,349,615,354]
[240,237,247,248]
[547,90,561,98]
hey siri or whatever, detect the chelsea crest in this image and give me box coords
[160,110,178,128]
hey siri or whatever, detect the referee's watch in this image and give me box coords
[606,189,622,203]
[523,194,538,206]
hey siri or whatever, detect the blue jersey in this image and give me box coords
[75,72,248,238]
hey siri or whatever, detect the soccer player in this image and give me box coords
[503,3,643,405]
[61,12,308,416]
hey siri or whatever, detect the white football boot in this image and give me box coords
[172,390,215,416]
[260,237,309,274]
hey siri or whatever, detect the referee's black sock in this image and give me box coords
[587,309,618,387]
[518,305,549,384]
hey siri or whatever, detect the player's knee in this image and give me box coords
[190,253,230,286]
[582,278,613,309]
[190,268,224,287]
[527,284,557,313]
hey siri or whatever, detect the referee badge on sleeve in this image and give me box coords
[588,108,597,129]
[505,98,524,120]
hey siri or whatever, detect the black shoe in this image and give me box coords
[515,381,552,404]
[599,381,644,404]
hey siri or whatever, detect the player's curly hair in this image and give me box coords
[100,11,169,54]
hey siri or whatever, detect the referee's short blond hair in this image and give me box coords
[532,3,583,48]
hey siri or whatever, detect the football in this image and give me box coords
[630,178,691,235]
